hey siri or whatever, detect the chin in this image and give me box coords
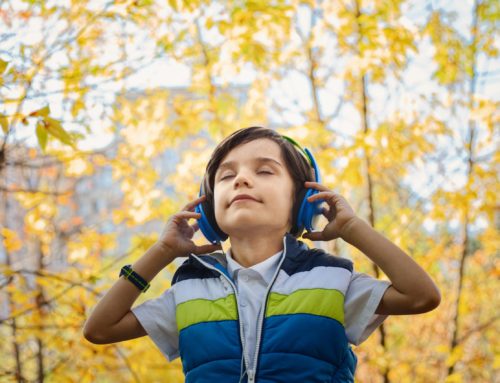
[219,219,263,232]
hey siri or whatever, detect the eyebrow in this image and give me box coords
[217,157,283,173]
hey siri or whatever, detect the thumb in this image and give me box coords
[193,243,223,255]
[302,231,323,241]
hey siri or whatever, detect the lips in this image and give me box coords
[230,194,260,205]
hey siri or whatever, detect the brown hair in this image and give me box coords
[201,126,316,239]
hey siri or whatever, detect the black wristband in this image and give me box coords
[119,265,150,293]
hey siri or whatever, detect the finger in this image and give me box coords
[307,191,338,203]
[304,181,332,192]
[175,211,202,220]
[183,195,206,211]
[184,195,205,211]
[302,231,324,241]
[190,222,199,232]
[314,205,328,217]
[193,243,223,255]
[321,207,330,219]
[327,206,337,221]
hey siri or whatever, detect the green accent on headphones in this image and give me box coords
[281,135,314,166]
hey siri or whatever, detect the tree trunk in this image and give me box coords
[446,2,479,377]
[1,188,26,382]
[35,240,47,383]
[354,1,390,381]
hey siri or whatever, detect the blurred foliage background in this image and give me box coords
[0,0,498,382]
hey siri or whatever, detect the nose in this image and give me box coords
[233,170,253,188]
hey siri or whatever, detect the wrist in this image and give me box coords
[120,265,151,292]
[340,216,365,243]
[153,242,184,261]
[131,243,179,282]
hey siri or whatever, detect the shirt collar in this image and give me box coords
[225,248,283,285]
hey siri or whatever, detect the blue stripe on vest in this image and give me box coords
[179,320,243,374]
[260,314,348,364]
[184,359,243,383]
[257,314,356,382]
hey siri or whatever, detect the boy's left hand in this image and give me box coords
[301,181,358,241]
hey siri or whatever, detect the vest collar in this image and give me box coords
[193,232,311,271]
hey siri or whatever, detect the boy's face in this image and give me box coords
[213,138,295,238]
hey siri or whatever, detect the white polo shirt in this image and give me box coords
[224,247,284,370]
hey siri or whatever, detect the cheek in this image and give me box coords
[213,181,223,198]
[212,187,219,203]
[212,187,224,216]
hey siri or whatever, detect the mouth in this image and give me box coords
[232,198,257,204]
[230,196,261,206]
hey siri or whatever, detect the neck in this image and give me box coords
[228,231,286,268]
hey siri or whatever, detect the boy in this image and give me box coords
[83,126,441,382]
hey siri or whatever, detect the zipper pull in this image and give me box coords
[247,369,255,383]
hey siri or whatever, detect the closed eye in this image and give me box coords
[220,171,273,181]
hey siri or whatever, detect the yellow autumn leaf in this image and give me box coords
[29,105,50,117]
[0,58,7,73]
[0,265,16,277]
[36,120,48,151]
[445,372,464,383]
[446,344,464,367]
[435,344,449,353]
[65,157,93,177]
[344,156,364,186]
[1,227,22,252]
[0,113,8,133]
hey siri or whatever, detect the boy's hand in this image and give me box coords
[301,181,358,241]
[157,195,223,257]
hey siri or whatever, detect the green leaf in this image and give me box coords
[36,120,48,151]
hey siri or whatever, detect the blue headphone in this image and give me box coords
[195,134,323,245]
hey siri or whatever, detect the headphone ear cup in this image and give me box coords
[195,184,227,245]
[202,193,228,242]
[301,147,323,232]
[290,186,307,236]
[297,187,323,233]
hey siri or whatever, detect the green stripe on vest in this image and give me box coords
[266,288,345,324]
[177,294,238,331]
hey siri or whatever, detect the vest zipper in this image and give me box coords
[190,254,251,378]
[247,369,255,383]
[249,235,289,382]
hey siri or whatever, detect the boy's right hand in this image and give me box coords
[156,195,223,258]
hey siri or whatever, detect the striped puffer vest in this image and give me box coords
[171,232,357,383]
